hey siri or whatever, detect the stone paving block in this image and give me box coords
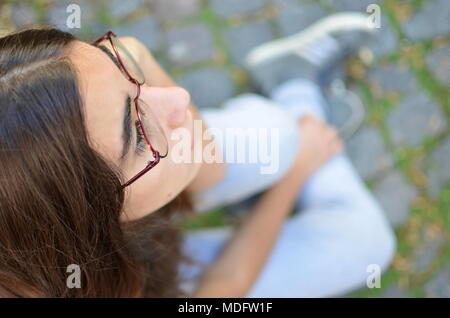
[11,3,38,29]
[109,0,144,19]
[275,1,327,36]
[331,0,380,12]
[224,22,274,66]
[166,24,215,67]
[178,68,236,109]
[426,45,450,87]
[346,127,393,181]
[387,92,448,147]
[151,0,201,21]
[403,0,450,41]
[366,15,398,59]
[373,170,418,228]
[209,0,266,19]
[368,63,421,99]
[412,233,446,272]
[271,0,300,7]
[379,285,410,298]
[425,263,450,297]
[115,16,163,52]
[426,137,450,198]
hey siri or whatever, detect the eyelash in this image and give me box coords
[135,120,147,154]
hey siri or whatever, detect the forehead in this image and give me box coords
[68,40,130,165]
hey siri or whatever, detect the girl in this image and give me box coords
[0,14,395,297]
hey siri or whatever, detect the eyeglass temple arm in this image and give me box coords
[121,150,160,188]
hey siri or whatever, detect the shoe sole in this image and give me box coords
[328,81,366,139]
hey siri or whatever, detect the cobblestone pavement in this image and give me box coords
[1,0,449,297]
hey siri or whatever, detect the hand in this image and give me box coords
[291,115,343,180]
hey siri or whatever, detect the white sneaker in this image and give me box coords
[245,12,375,69]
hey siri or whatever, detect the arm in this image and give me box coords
[191,116,343,297]
[119,37,226,193]
[191,158,308,297]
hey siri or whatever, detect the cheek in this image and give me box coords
[121,157,191,220]
[121,109,198,220]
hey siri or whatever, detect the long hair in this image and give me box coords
[0,28,193,297]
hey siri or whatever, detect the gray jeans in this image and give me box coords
[178,79,396,297]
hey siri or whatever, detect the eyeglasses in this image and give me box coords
[92,31,168,188]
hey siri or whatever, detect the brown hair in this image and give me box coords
[0,28,194,297]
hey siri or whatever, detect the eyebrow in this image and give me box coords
[96,44,133,163]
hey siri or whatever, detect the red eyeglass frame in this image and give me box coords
[92,31,166,188]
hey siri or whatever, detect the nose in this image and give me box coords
[140,86,191,129]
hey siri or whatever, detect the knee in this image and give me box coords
[335,172,397,272]
[352,202,397,273]
[369,219,397,273]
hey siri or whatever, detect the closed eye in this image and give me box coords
[135,120,147,154]
[95,44,133,162]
